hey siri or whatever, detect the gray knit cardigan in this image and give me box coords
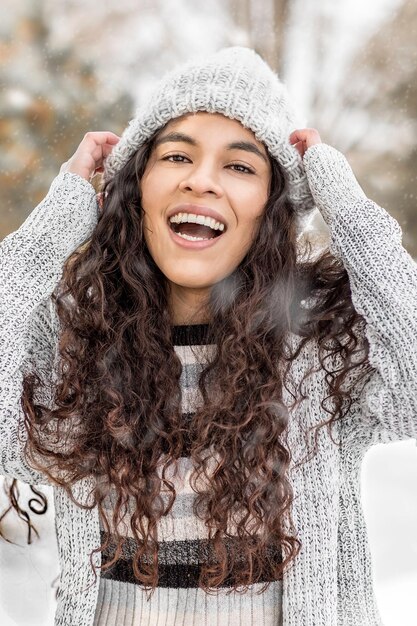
[1,143,416,625]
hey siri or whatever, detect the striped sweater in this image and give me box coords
[94,324,283,626]
[1,142,416,626]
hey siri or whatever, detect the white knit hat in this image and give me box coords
[103,46,317,227]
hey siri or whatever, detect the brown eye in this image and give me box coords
[229,163,255,174]
[162,154,190,163]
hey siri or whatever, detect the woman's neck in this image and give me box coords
[168,283,211,325]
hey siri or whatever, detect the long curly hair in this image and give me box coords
[0,479,48,543]
[18,123,373,596]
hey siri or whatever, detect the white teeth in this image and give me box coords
[176,232,212,241]
[169,212,225,232]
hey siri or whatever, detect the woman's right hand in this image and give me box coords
[59,131,121,182]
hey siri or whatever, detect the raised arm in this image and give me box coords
[300,138,417,443]
[0,171,99,483]
[1,131,120,484]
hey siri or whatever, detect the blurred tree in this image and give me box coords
[36,0,236,111]
[335,0,417,256]
[276,0,416,256]
[227,0,417,256]
[0,0,238,239]
[226,0,290,74]
[0,0,133,547]
[0,0,134,239]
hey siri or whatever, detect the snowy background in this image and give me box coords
[1,0,416,624]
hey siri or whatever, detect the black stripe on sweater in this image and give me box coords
[171,323,212,346]
[99,533,283,589]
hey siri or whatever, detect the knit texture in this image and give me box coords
[1,143,416,625]
[102,46,317,231]
[93,324,283,625]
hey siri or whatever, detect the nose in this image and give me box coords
[178,162,224,197]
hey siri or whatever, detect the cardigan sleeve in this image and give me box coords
[302,143,417,443]
[0,172,99,484]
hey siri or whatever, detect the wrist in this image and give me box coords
[302,143,367,225]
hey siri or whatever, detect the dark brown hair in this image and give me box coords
[15,122,372,596]
[0,479,47,543]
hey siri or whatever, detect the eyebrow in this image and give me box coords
[153,131,269,164]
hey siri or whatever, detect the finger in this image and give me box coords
[102,143,118,156]
[105,132,121,142]
[90,142,119,166]
[289,128,318,142]
[86,131,121,141]
[82,132,121,152]
[289,130,307,143]
[289,142,304,158]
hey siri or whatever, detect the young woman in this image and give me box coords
[1,46,416,626]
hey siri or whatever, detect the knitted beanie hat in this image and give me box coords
[103,46,317,229]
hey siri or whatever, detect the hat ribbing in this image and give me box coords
[103,46,317,227]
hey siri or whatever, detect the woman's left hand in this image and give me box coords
[289,128,322,158]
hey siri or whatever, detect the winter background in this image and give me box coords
[1,0,417,624]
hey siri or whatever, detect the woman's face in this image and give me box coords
[139,111,271,322]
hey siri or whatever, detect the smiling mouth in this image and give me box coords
[169,221,224,241]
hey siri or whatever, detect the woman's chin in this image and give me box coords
[166,275,217,291]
